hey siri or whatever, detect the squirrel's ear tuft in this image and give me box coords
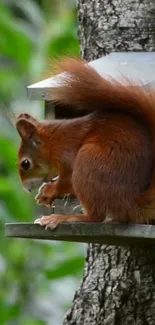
[16,118,41,146]
[16,113,38,123]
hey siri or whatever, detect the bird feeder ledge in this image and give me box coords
[5,222,155,246]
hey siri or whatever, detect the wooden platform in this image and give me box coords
[5,222,155,246]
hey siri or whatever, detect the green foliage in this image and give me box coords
[0,1,83,324]
[0,0,79,102]
[46,256,84,279]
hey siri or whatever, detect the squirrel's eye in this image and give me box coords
[21,159,31,171]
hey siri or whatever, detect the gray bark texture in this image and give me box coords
[63,1,155,325]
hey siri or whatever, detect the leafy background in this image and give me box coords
[0,1,86,324]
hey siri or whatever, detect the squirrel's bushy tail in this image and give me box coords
[50,58,155,219]
[50,58,155,124]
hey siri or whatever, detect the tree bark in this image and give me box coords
[63,1,155,324]
[78,0,155,61]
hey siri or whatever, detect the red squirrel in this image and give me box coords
[16,58,155,229]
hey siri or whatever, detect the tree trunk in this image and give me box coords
[78,0,155,60]
[63,1,155,324]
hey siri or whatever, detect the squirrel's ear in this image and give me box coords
[16,113,37,123]
[16,118,41,146]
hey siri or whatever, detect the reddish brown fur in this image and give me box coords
[16,59,155,227]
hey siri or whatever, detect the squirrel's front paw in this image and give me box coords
[35,182,57,207]
[34,214,64,229]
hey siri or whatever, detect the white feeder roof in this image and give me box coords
[27,52,155,100]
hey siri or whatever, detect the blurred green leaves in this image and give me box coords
[0,1,83,325]
[0,2,32,68]
[23,320,46,325]
[0,137,17,170]
[46,256,84,280]
[0,0,79,102]
[0,135,34,222]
